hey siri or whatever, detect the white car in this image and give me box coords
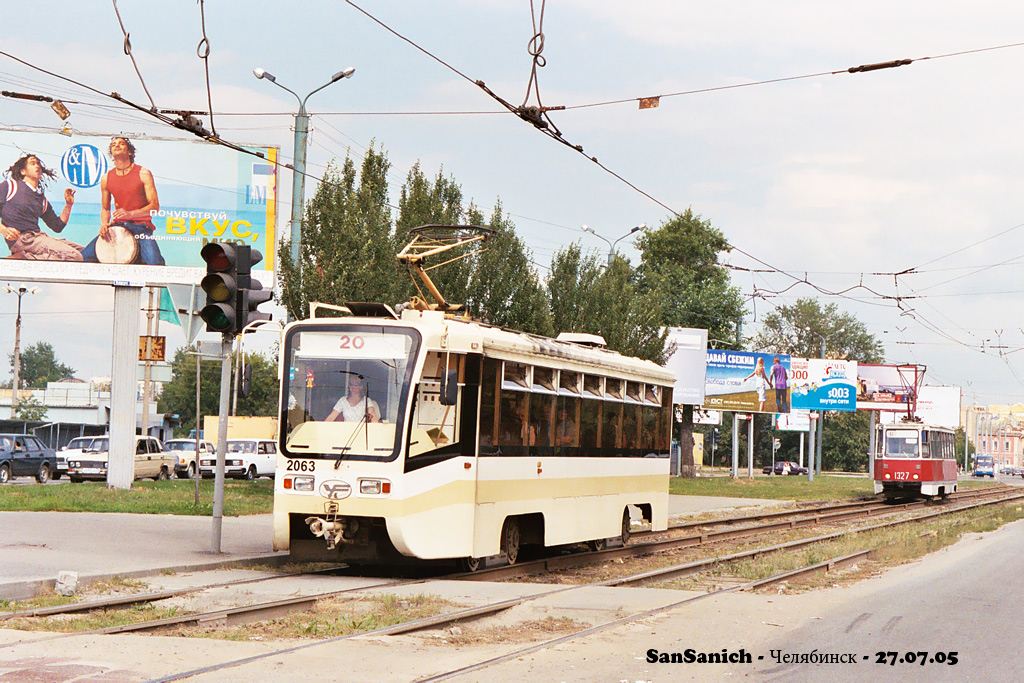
[67,436,175,482]
[163,439,215,479]
[199,438,277,480]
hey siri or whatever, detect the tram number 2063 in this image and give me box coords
[286,459,316,472]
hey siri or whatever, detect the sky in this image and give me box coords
[1,1,1023,409]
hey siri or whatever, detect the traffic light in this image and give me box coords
[199,243,239,334]
[237,248,273,331]
[238,361,252,399]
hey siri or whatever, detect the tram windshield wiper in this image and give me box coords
[335,412,370,469]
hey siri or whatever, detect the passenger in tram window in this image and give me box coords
[325,376,381,423]
[555,405,576,447]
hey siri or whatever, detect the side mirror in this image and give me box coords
[439,369,459,406]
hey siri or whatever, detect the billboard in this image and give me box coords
[0,127,277,286]
[914,386,962,428]
[663,327,708,405]
[693,408,722,426]
[790,358,858,411]
[703,350,791,414]
[856,363,924,411]
[775,409,811,431]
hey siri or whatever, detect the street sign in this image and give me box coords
[138,336,166,362]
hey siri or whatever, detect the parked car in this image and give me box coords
[67,436,175,482]
[199,438,277,480]
[762,460,808,476]
[163,438,215,479]
[59,436,106,477]
[0,434,61,484]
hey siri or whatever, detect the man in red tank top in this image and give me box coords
[81,137,164,265]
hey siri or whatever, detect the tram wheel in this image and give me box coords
[501,518,521,565]
[458,556,482,572]
[620,508,631,546]
[587,538,607,552]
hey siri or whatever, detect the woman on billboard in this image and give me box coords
[81,137,164,266]
[0,154,83,261]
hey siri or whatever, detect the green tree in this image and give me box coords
[396,164,472,307]
[157,347,280,437]
[751,298,884,363]
[955,426,974,468]
[9,342,75,388]
[546,242,604,335]
[635,209,746,348]
[277,146,397,321]
[465,203,552,335]
[13,395,47,421]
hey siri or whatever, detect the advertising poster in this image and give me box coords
[914,386,962,428]
[789,358,858,411]
[0,127,277,286]
[703,350,791,414]
[775,409,812,431]
[693,409,722,426]
[856,363,923,411]
[663,327,708,405]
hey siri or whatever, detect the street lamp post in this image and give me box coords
[581,224,647,266]
[253,67,355,274]
[3,285,39,418]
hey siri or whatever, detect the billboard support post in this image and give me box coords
[799,432,805,468]
[807,415,816,484]
[868,410,877,478]
[747,415,754,479]
[731,413,739,479]
[109,285,141,490]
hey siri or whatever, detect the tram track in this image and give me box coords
[129,488,1024,683]
[0,485,1011,641]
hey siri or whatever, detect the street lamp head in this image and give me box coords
[581,225,595,235]
[331,67,356,82]
[631,223,648,234]
[252,68,276,83]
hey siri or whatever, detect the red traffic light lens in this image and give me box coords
[201,243,235,271]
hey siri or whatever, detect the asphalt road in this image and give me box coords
[741,515,1024,682]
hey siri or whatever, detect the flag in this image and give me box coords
[158,287,181,326]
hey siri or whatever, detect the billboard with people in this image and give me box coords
[703,350,791,414]
[0,127,277,285]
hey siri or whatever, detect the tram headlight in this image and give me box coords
[884,473,890,479]
[359,478,391,495]
[285,475,315,492]
[913,474,919,480]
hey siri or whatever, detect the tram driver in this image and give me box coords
[326,375,381,423]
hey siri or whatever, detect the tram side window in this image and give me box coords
[580,398,600,450]
[498,390,532,452]
[659,386,673,453]
[479,358,500,452]
[641,406,659,452]
[622,404,640,450]
[531,392,555,452]
[601,400,622,453]
[555,396,580,451]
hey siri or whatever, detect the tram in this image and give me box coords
[273,227,675,570]
[873,420,958,500]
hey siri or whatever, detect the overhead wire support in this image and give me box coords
[195,0,217,136]
[111,0,157,111]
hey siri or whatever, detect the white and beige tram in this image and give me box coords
[273,304,675,569]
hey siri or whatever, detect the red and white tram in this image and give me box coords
[873,421,958,500]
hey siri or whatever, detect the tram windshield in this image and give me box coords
[884,429,920,458]
[281,325,421,460]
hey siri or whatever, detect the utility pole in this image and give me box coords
[141,286,155,439]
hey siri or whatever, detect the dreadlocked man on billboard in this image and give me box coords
[0,154,83,261]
